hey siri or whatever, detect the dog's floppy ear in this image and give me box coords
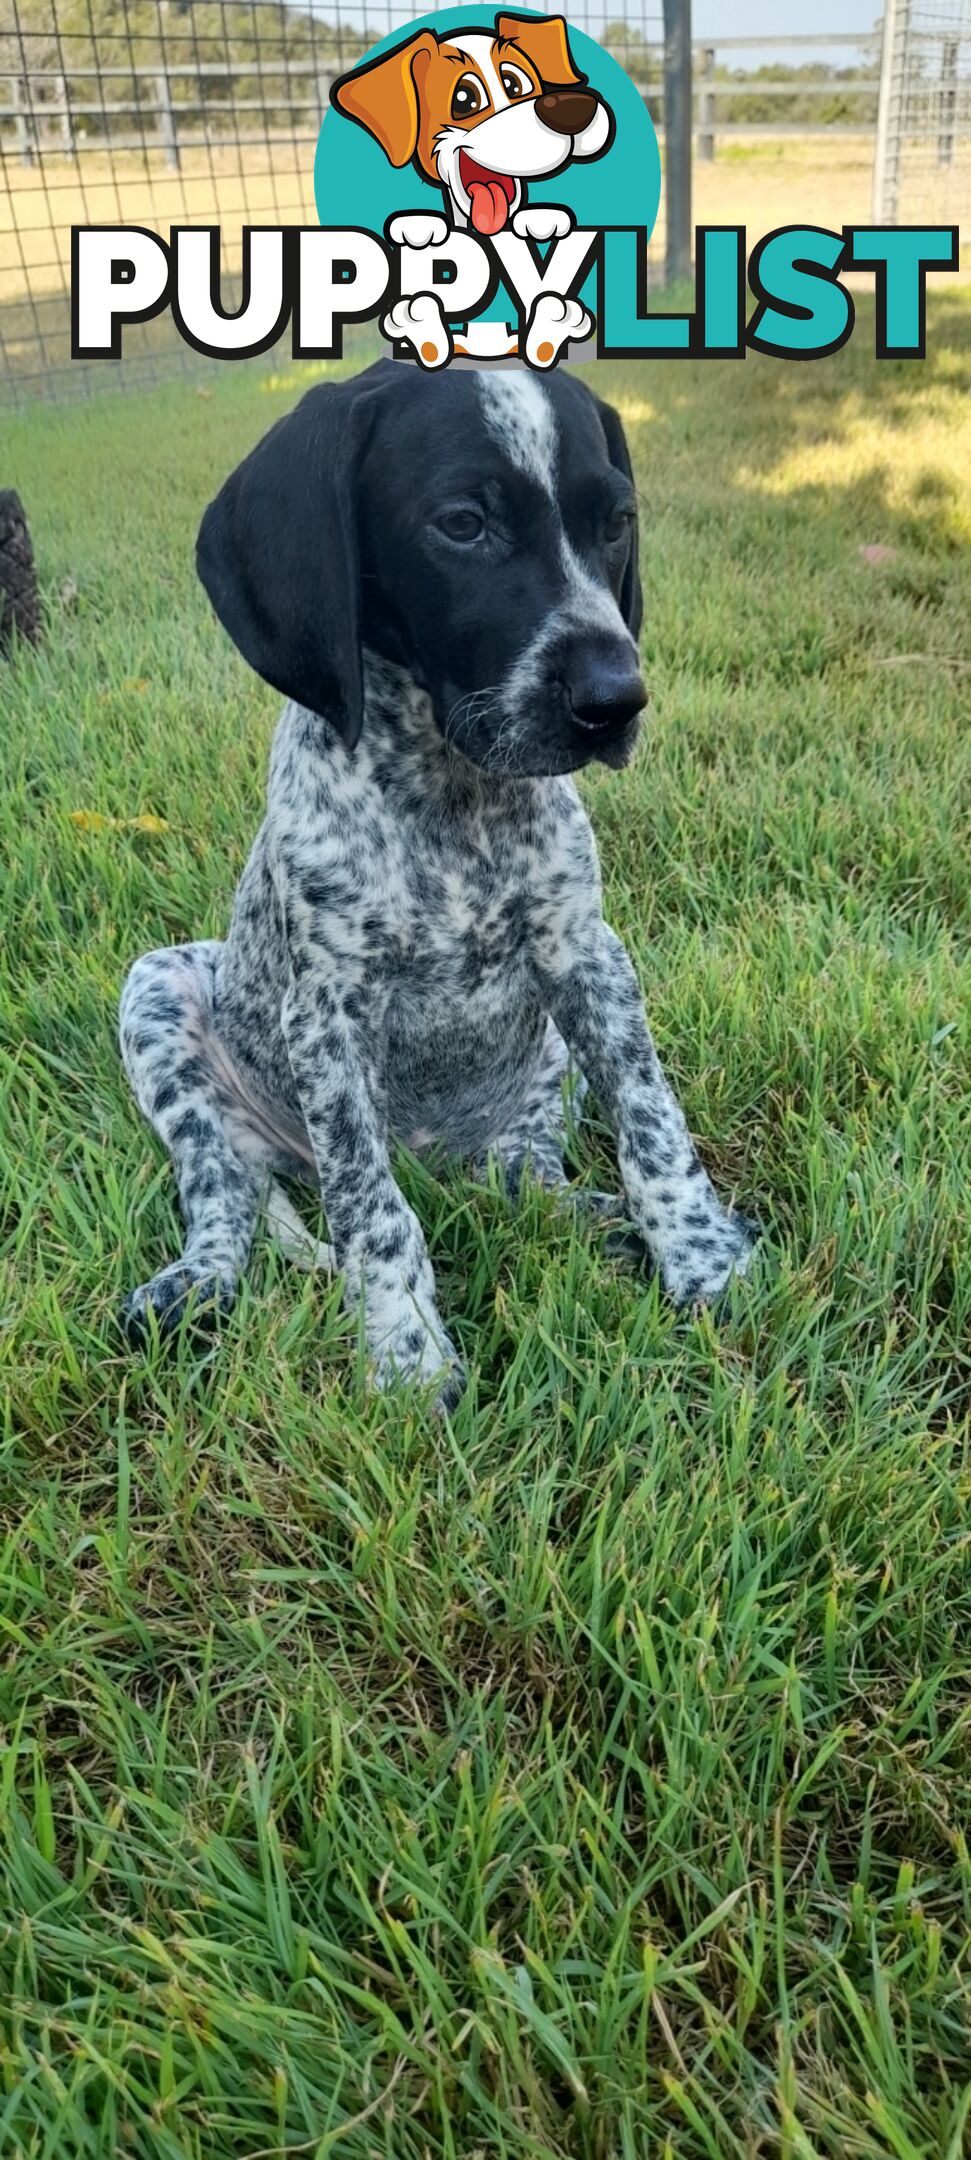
[495,12,585,87]
[594,394,643,639]
[331,32,438,166]
[196,376,375,747]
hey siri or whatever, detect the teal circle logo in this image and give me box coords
[314,9,660,255]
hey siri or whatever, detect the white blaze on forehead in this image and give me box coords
[476,371,556,498]
[450,33,508,110]
[474,371,636,717]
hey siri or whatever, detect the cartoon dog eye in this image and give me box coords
[451,74,487,119]
[499,64,532,100]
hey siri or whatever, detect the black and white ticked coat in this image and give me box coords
[120,365,755,1404]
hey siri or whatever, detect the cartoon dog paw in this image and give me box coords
[381,293,453,370]
[387,212,450,250]
[525,293,592,368]
[512,205,575,242]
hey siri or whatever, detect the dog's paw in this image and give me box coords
[512,204,575,242]
[387,212,449,250]
[556,1187,654,1271]
[659,1210,759,1310]
[381,293,452,369]
[370,1315,466,1413]
[602,1220,654,1269]
[120,1262,235,1345]
[525,293,592,368]
[432,1358,468,1415]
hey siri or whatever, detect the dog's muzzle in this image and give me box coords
[553,628,648,767]
[535,88,600,135]
[569,662,647,739]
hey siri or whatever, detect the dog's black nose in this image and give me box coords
[570,668,648,735]
[536,88,600,135]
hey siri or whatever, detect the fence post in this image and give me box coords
[938,34,958,164]
[872,0,909,221]
[55,73,73,156]
[11,77,34,168]
[698,43,715,160]
[155,70,180,171]
[662,0,692,285]
[316,71,333,124]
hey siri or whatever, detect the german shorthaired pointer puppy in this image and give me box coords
[120,359,756,1405]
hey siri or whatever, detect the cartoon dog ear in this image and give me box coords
[196,375,378,748]
[593,394,643,639]
[495,12,585,88]
[331,32,439,167]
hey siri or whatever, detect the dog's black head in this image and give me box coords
[197,359,645,778]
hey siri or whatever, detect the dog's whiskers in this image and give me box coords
[484,705,527,775]
[444,685,502,759]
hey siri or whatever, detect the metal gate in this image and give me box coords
[873,0,971,221]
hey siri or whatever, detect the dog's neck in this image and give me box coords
[361,649,538,812]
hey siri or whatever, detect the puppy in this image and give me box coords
[120,363,756,1406]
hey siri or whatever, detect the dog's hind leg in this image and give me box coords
[119,941,272,1340]
[485,1018,576,1193]
[486,1019,651,1265]
[265,1181,336,1273]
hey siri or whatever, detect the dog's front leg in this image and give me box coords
[539,924,757,1306]
[281,986,464,1407]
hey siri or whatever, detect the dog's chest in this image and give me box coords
[380,803,546,1149]
[393,825,530,997]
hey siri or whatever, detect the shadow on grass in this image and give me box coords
[580,288,971,566]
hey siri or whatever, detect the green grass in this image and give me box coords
[2,297,971,2158]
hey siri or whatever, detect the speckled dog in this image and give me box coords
[120,360,756,1404]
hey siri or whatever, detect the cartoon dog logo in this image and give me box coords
[331,12,614,365]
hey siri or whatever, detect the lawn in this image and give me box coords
[2,292,970,2157]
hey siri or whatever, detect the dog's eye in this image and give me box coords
[500,65,531,100]
[604,507,634,544]
[452,74,485,119]
[436,506,486,545]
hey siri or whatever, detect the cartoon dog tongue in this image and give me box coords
[467,176,511,235]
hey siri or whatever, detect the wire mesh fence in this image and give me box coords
[0,0,668,405]
[8,4,965,409]
[873,0,971,220]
